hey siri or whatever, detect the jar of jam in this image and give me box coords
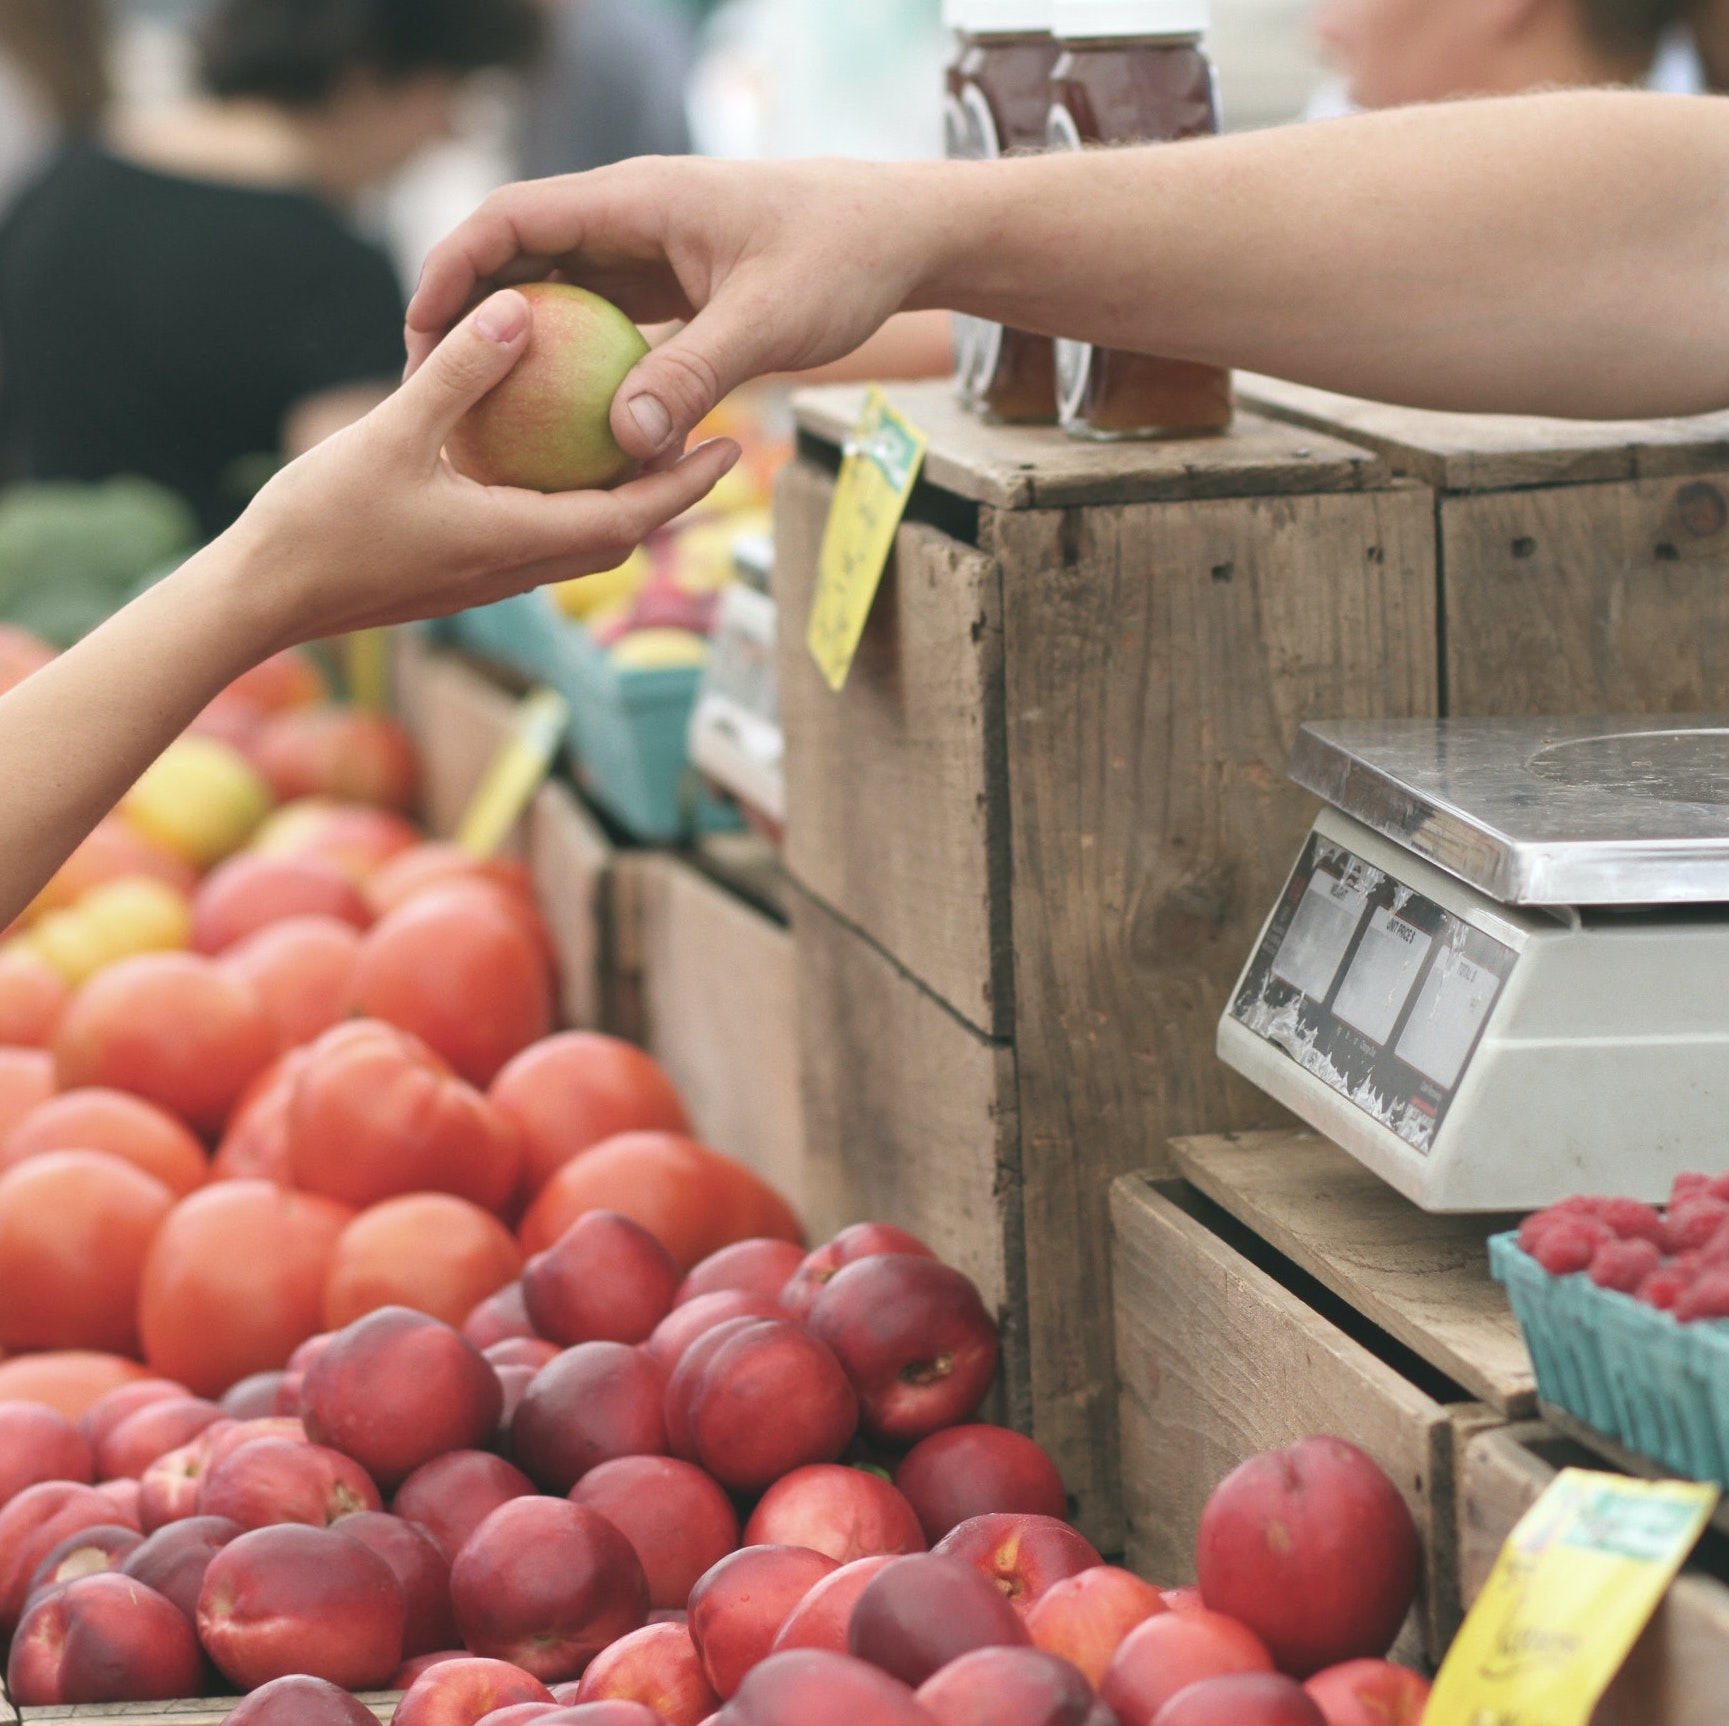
[1048,0,1233,440]
[944,0,1060,422]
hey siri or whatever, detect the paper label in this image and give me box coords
[806,389,927,694]
[455,687,570,860]
[1427,1468,1717,1726]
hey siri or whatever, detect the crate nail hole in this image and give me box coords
[1211,562,1235,583]
[1511,537,1537,559]
[1655,541,1681,562]
[1365,545,1385,565]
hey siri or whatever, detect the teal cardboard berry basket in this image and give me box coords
[446,591,557,684]
[1490,1233,1729,1486]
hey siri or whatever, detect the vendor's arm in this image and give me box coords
[0,289,736,926]
[408,91,1729,460]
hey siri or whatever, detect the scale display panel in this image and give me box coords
[1229,832,1517,1153]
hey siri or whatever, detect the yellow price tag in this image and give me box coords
[807,388,928,693]
[455,688,570,860]
[1428,1468,1717,1726]
[344,628,393,713]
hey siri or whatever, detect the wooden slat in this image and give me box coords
[792,382,1388,511]
[1239,374,1729,493]
[998,482,1439,1550]
[1170,1130,1534,1416]
[776,460,1009,1038]
[19,1695,397,1722]
[1537,1401,1729,1544]
[526,778,615,1032]
[1111,1173,1464,1660]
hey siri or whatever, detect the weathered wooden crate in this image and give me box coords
[1239,376,1729,715]
[15,1695,397,1723]
[776,381,1439,1545]
[1112,1129,1535,1661]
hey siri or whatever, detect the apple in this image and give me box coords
[393,1655,555,1726]
[0,1481,126,1635]
[0,1402,94,1506]
[645,1290,783,1374]
[222,1673,384,1724]
[302,1307,504,1492]
[1100,1610,1276,1726]
[915,1646,1097,1726]
[450,1496,649,1682]
[896,1426,1068,1543]
[1027,1566,1167,1686]
[1302,1659,1431,1726]
[198,1436,381,1529]
[96,1396,224,1480]
[932,1515,1102,1616]
[23,1523,142,1606]
[447,283,651,493]
[687,1544,839,1698]
[392,1449,536,1560]
[575,1620,721,1724]
[119,1513,242,1623]
[781,1225,937,1324]
[849,1554,1029,1687]
[7,1571,202,1705]
[1195,1438,1420,1678]
[1151,1673,1326,1726]
[723,1650,936,1725]
[743,1465,925,1565]
[511,1342,669,1492]
[771,1555,898,1656]
[464,1283,539,1348]
[677,1239,807,1306]
[523,1211,680,1347]
[570,1454,740,1610]
[334,1510,459,1657]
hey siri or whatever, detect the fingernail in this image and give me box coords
[476,289,528,344]
[627,392,674,451]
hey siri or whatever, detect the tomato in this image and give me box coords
[25,817,198,923]
[287,1020,521,1213]
[0,954,69,1048]
[0,1048,54,1143]
[249,800,420,884]
[0,622,55,694]
[188,690,268,757]
[253,709,418,812]
[351,883,553,1088]
[2,1087,207,1197]
[222,649,327,715]
[210,1050,306,1184]
[518,1130,804,1271]
[54,953,277,1137]
[137,1179,354,1397]
[191,854,371,955]
[0,1352,151,1420]
[323,1192,525,1330]
[0,1150,175,1353]
[221,915,362,1050]
[489,1033,690,1201]
[364,844,537,922]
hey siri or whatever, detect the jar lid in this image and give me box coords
[946,0,1056,31]
[1054,0,1209,36]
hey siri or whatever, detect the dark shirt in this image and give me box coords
[0,141,405,535]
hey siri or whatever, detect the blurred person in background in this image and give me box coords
[0,0,111,211]
[0,0,538,537]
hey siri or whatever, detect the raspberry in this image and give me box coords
[1531,1218,1612,1275]
[1664,1199,1729,1254]
[1588,1237,1663,1294]
[1676,1269,1729,1323]
[1589,1198,1665,1246]
[1706,1173,1729,1204]
[1637,1262,1693,1311]
[1671,1172,1713,1208]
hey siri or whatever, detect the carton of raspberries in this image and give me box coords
[1518,1175,1729,1322]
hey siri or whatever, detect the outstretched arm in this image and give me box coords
[408,90,1729,462]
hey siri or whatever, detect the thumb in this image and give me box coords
[387,290,532,459]
[610,296,772,461]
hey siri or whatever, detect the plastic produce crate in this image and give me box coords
[1490,1232,1729,1486]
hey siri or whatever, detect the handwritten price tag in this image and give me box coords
[1427,1468,1717,1726]
[807,388,928,694]
[455,687,570,860]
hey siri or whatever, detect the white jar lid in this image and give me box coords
[947,0,1057,32]
[1054,0,1209,36]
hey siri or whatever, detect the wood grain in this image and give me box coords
[18,1697,397,1722]
[999,483,1438,1548]
[1171,1130,1534,1414]
[776,459,1010,1037]
[792,382,1388,510]
[526,779,614,1032]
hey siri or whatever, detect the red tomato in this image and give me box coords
[490,1033,690,1201]
[210,1050,306,1184]
[250,800,421,884]
[351,883,553,1088]
[54,953,276,1137]
[253,709,418,812]
[364,843,536,922]
[0,954,69,1048]
[3,1087,207,1197]
[191,854,371,954]
[0,1048,54,1144]
[0,1353,151,1420]
[222,915,362,1050]
[138,1179,354,1397]
[0,622,55,694]
[222,649,327,714]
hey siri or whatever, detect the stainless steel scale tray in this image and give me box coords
[1290,716,1729,907]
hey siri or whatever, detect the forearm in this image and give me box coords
[916,91,1729,419]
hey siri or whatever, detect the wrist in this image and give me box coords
[160,528,298,681]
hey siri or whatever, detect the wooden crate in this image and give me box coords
[1113,1129,1538,1660]
[777,380,1439,1545]
[1239,376,1729,716]
[14,1695,397,1723]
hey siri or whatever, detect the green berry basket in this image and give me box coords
[1490,1233,1729,1485]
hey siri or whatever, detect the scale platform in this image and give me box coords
[1218,717,1729,1211]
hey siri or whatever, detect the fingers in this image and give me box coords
[385,291,532,458]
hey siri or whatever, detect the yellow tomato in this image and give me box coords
[553,546,651,621]
[121,737,273,868]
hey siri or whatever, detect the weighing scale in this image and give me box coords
[1217,716,1729,1212]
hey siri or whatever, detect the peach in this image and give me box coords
[392,1649,472,1688]
[223,1673,383,1724]
[464,1283,538,1348]
[808,1257,998,1445]
[302,1306,503,1491]
[24,1523,142,1606]
[725,1649,935,1725]
[1153,1673,1326,1725]
[645,1290,782,1375]
[850,1554,1029,1687]
[393,1449,536,1561]
[93,1479,140,1526]
[781,1226,936,1324]
[1195,1438,1420,1679]
[487,1337,562,1370]
[335,1509,459,1656]
[119,1513,242,1623]
[1302,1659,1431,1726]
[687,1544,838,1699]
[771,1555,898,1656]
[1027,1566,1168,1686]
[0,1480,123,1634]
[575,1620,720,1724]
[1162,1587,1203,1615]
[494,1364,537,1438]
[7,1571,202,1705]
[896,1426,1068,1544]
[203,1415,305,1473]
[450,1497,649,1681]
[138,1424,239,1532]
[933,1515,1102,1617]
[0,1401,93,1506]
[677,1239,806,1306]
[512,1342,668,1492]
[475,1708,566,1725]
[393,1654,554,1726]
[199,1437,381,1529]
[1100,1610,1275,1726]
[198,1522,406,1690]
[221,1371,289,1418]
[96,1396,223,1480]
[524,1211,680,1347]
[570,1454,739,1610]
[77,1378,189,1451]
[744,1465,925,1565]
[915,1646,1097,1726]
